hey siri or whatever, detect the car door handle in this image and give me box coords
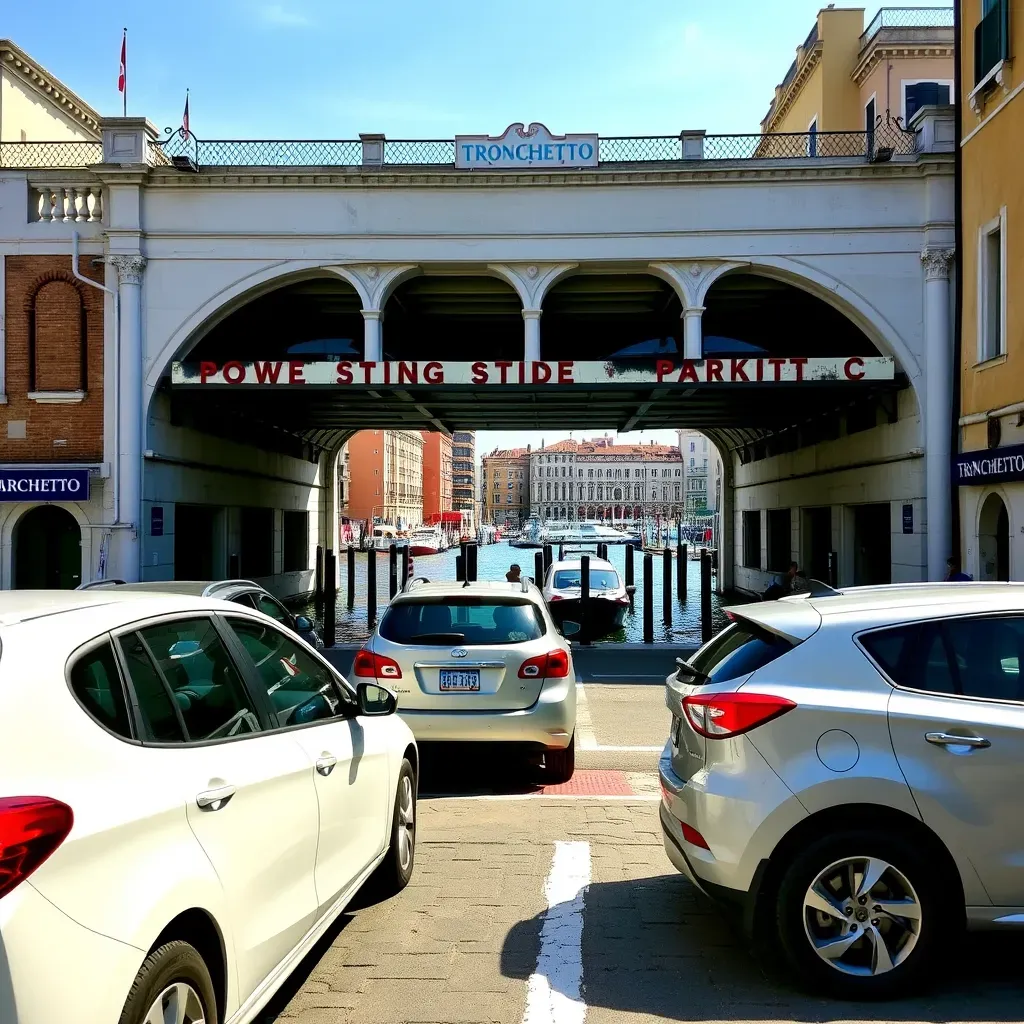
[196,785,236,810]
[925,731,991,749]
[316,755,338,776]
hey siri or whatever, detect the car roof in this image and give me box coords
[79,579,265,599]
[550,558,616,572]
[727,582,1024,642]
[394,580,543,602]
[0,589,242,628]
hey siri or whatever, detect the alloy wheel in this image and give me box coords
[143,981,206,1024]
[802,855,922,977]
[397,773,415,873]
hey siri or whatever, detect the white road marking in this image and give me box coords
[522,841,591,1024]
[575,684,598,750]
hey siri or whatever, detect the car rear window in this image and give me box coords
[553,569,619,590]
[379,598,546,646]
[684,620,795,684]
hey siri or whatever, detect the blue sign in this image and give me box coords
[953,442,1024,486]
[151,506,164,537]
[902,504,913,534]
[0,467,90,502]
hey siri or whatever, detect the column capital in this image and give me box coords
[522,308,543,320]
[921,247,955,281]
[681,306,706,318]
[110,254,147,285]
[360,308,382,321]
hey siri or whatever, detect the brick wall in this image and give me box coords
[3,255,105,462]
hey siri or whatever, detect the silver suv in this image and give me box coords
[659,582,1024,998]
[356,579,578,782]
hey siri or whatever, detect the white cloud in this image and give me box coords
[258,4,312,27]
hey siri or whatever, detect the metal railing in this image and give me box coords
[860,6,954,47]
[0,141,103,168]
[158,133,362,166]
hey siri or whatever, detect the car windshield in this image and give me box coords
[553,569,619,590]
[379,598,546,645]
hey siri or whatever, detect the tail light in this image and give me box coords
[518,650,571,680]
[682,692,795,739]
[353,649,402,680]
[680,822,710,850]
[549,594,564,602]
[0,797,73,900]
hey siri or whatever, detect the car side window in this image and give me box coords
[120,633,187,742]
[255,595,290,625]
[230,593,259,611]
[124,618,262,742]
[942,616,1024,702]
[861,622,956,694]
[227,618,353,728]
[68,641,133,739]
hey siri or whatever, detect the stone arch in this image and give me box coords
[978,489,1011,581]
[3,500,91,590]
[25,272,88,393]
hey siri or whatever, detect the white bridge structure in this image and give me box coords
[1,112,956,599]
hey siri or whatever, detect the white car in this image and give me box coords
[542,555,631,638]
[0,590,416,1024]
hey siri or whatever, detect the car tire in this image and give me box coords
[544,734,575,784]
[368,757,417,897]
[118,940,218,1024]
[775,829,945,999]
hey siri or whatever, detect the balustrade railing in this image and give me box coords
[0,141,103,168]
[31,184,104,224]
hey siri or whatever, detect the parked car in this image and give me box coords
[659,582,1024,998]
[78,578,324,647]
[356,579,579,781]
[0,590,416,1024]
[542,554,631,639]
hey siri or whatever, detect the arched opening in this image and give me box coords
[541,273,682,361]
[382,275,522,361]
[14,506,81,589]
[979,493,1011,581]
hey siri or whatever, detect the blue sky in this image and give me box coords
[5,0,950,456]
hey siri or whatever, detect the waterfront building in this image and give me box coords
[345,430,424,530]
[452,431,477,524]
[421,431,453,523]
[481,447,530,526]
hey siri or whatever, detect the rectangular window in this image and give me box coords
[742,511,761,569]
[903,81,951,125]
[975,0,1010,85]
[979,212,1006,361]
[767,509,792,573]
[281,510,308,573]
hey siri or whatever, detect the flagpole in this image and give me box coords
[122,28,127,116]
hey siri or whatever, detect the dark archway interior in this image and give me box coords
[189,278,364,363]
[14,505,81,589]
[382,276,522,360]
[541,275,682,361]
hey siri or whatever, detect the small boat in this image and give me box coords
[477,524,499,546]
[510,516,544,548]
[543,555,631,640]
[408,525,445,556]
[369,525,408,551]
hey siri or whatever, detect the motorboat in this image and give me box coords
[510,515,544,548]
[541,522,641,547]
[408,525,445,556]
[542,555,631,640]
[368,525,408,550]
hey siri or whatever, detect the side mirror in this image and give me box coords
[357,681,397,716]
[561,620,582,637]
[294,615,314,631]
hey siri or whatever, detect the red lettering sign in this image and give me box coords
[471,361,488,384]
[730,358,749,382]
[844,357,865,380]
[336,361,353,384]
[288,361,306,385]
[424,361,443,384]
[254,361,283,384]
[223,361,245,384]
[200,361,218,384]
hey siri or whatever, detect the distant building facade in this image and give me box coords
[481,447,530,526]
[421,431,453,522]
[345,429,424,529]
[530,436,684,521]
[452,431,476,516]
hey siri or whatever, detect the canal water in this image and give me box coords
[300,541,743,645]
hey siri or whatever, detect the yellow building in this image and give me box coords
[481,448,530,527]
[956,0,1022,580]
[762,6,953,153]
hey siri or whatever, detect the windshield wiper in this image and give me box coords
[674,658,710,684]
[408,632,467,644]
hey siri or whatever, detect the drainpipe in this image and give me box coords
[950,0,964,562]
[71,232,131,578]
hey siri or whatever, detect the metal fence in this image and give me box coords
[157,133,362,166]
[861,6,954,47]
[0,141,103,168]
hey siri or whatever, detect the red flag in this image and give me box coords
[182,91,190,137]
[118,30,126,93]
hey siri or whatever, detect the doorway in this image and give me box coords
[803,507,832,583]
[175,504,221,580]
[852,503,891,586]
[978,492,1010,581]
[13,505,82,589]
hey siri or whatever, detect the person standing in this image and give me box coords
[945,557,973,582]
[506,563,522,583]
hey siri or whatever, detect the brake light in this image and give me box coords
[353,649,402,680]
[518,650,571,680]
[682,692,796,739]
[0,797,73,900]
[549,594,564,602]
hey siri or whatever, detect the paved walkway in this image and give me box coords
[261,686,1024,1024]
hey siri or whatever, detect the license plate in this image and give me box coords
[439,669,480,692]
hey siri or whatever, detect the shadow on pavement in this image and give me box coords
[501,873,1024,1021]
[417,742,547,798]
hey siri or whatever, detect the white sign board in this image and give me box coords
[455,123,599,169]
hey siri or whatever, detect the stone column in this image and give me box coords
[523,309,542,362]
[682,306,705,360]
[921,247,955,581]
[110,254,147,582]
[362,310,382,362]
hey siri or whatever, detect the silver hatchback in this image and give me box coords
[355,580,578,782]
[659,582,1024,998]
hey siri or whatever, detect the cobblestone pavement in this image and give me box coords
[261,686,1024,1024]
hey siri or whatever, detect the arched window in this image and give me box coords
[28,276,88,395]
[588,484,594,500]
[634,484,641,500]
[597,485,604,500]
